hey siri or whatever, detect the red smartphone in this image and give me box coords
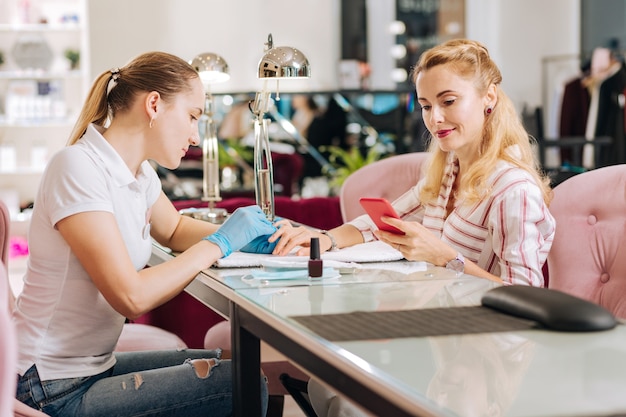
[359,197,405,235]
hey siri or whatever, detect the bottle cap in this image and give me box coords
[310,237,320,260]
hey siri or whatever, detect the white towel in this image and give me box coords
[323,241,404,263]
[216,241,404,268]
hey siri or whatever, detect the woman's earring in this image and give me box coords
[485,106,493,115]
[149,118,154,128]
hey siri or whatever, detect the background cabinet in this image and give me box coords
[0,0,89,213]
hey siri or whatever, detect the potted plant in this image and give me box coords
[322,144,385,194]
[64,48,80,70]
[218,138,253,168]
[218,138,254,189]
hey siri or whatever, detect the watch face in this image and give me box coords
[446,259,464,273]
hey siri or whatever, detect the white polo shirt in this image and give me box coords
[14,124,161,380]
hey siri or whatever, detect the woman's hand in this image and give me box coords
[374,216,456,266]
[377,216,503,284]
[268,219,319,256]
[204,206,276,257]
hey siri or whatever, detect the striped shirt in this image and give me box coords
[349,153,556,286]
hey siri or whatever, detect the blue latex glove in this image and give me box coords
[239,216,284,254]
[203,206,276,257]
[240,235,277,254]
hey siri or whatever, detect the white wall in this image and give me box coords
[87,0,580,112]
[87,0,341,94]
[466,0,580,111]
[366,0,397,90]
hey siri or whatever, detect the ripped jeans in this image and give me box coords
[16,349,268,417]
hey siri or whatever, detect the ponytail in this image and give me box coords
[67,71,112,145]
[67,51,199,145]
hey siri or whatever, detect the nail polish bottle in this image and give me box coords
[308,237,323,278]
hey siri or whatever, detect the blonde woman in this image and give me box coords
[272,39,556,287]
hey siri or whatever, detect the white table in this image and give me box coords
[149,244,626,417]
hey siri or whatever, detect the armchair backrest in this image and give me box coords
[1,199,9,267]
[0,200,16,310]
[2,261,49,417]
[547,164,626,318]
[339,152,429,222]
[0,199,16,416]
[1,259,17,417]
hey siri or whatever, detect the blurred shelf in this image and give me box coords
[0,117,74,127]
[0,23,83,32]
[0,69,83,80]
[0,0,87,205]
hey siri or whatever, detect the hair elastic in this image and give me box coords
[106,68,121,96]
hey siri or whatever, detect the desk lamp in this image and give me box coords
[190,52,230,223]
[250,34,311,220]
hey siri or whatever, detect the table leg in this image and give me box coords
[231,302,262,417]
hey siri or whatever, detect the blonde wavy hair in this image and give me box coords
[412,39,552,205]
[67,51,199,145]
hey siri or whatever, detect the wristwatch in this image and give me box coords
[445,252,465,274]
[319,230,337,251]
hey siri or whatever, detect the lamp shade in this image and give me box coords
[190,52,230,85]
[258,45,311,79]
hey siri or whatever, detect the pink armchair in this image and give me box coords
[547,165,626,318]
[339,152,429,222]
[1,202,49,416]
[1,198,15,416]
[1,262,18,417]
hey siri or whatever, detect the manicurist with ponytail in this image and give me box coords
[13,51,271,416]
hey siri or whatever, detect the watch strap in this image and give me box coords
[320,230,337,251]
[445,252,465,273]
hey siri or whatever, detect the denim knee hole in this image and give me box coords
[187,358,218,379]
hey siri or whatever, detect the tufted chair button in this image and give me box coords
[587,215,597,225]
[600,272,610,283]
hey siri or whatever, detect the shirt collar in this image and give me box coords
[505,144,522,159]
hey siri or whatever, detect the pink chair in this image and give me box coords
[1,261,18,417]
[1,202,49,416]
[115,322,187,351]
[3,261,50,417]
[0,198,14,416]
[339,152,429,222]
[0,199,8,267]
[547,165,626,318]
